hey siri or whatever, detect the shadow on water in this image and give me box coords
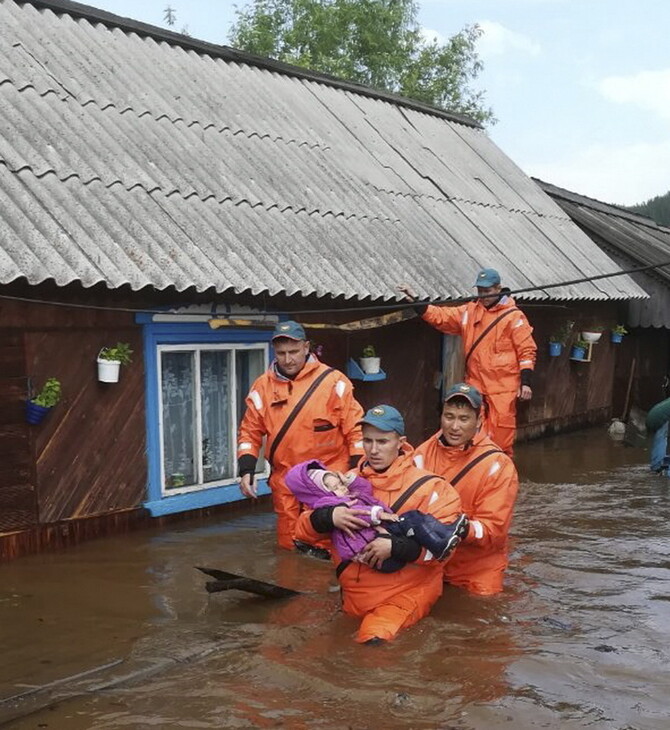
[1,427,669,729]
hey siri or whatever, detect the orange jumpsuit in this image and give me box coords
[415,430,519,595]
[422,296,536,455]
[295,445,462,643]
[238,356,364,549]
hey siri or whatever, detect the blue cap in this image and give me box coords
[358,404,405,435]
[272,320,306,341]
[474,267,501,288]
[444,383,483,410]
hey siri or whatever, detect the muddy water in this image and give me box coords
[1,428,669,729]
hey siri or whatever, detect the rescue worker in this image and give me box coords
[294,405,462,644]
[237,320,364,550]
[400,268,537,456]
[415,383,519,595]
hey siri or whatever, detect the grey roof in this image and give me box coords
[0,0,647,303]
[537,179,670,327]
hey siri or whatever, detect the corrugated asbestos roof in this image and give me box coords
[537,179,670,327]
[0,0,647,302]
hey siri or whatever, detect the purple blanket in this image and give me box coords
[285,460,393,561]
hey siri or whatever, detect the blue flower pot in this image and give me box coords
[570,345,587,360]
[549,342,562,357]
[25,400,51,425]
[611,332,623,344]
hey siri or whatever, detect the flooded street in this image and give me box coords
[1,428,669,729]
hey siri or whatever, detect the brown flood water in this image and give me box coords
[1,428,669,729]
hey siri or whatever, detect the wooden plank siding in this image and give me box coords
[24,328,146,523]
[0,330,38,531]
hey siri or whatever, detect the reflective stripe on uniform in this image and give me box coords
[471,520,484,539]
[413,454,424,468]
[428,490,439,506]
[238,442,253,451]
[335,380,346,397]
[249,390,262,410]
[488,461,501,477]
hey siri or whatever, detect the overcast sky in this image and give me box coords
[91,0,670,206]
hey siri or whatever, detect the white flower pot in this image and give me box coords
[97,357,121,383]
[581,331,602,343]
[360,357,381,374]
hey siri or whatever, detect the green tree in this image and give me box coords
[229,0,493,123]
[629,190,670,227]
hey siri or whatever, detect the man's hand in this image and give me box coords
[239,473,257,498]
[357,536,393,570]
[332,505,369,537]
[517,385,532,401]
[397,284,418,301]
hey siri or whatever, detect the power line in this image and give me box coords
[1,258,668,318]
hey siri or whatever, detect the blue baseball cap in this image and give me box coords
[474,267,501,288]
[272,320,306,341]
[444,383,483,410]
[358,404,405,435]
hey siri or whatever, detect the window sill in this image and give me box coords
[144,479,271,516]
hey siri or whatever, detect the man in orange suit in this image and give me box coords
[237,320,364,550]
[295,405,462,643]
[402,268,537,455]
[415,384,519,596]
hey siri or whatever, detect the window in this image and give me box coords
[138,316,274,516]
[158,344,267,495]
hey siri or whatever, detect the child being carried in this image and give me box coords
[286,460,468,573]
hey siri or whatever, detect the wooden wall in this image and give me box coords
[0,330,37,532]
[0,293,147,535]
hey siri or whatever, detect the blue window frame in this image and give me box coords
[138,317,272,516]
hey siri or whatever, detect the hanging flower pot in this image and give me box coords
[581,331,602,344]
[359,345,381,374]
[611,325,627,344]
[548,342,562,357]
[570,343,588,361]
[25,400,52,425]
[25,377,61,425]
[97,342,133,383]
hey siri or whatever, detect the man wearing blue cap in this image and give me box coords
[416,383,519,595]
[294,404,462,644]
[401,267,537,456]
[237,320,364,550]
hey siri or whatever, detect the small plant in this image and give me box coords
[31,377,61,408]
[361,345,377,358]
[573,338,589,350]
[612,324,628,335]
[550,320,574,345]
[99,342,133,365]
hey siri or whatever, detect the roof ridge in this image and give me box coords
[533,177,660,228]
[23,0,482,130]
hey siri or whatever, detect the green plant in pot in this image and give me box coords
[571,338,589,360]
[26,377,61,424]
[611,324,628,343]
[549,320,574,355]
[97,342,133,383]
[360,344,381,374]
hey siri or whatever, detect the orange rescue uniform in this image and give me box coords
[237,356,364,549]
[295,444,462,643]
[422,295,536,455]
[415,430,519,595]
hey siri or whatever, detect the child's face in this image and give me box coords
[322,473,350,497]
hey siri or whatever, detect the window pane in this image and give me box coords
[161,351,197,489]
[201,350,233,482]
[236,349,267,473]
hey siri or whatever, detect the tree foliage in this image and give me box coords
[629,190,670,227]
[229,0,493,123]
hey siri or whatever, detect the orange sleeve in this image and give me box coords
[510,311,537,372]
[421,304,467,335]
[294,508,323,546]
[463,457,518,550]
[236,378,267,460]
